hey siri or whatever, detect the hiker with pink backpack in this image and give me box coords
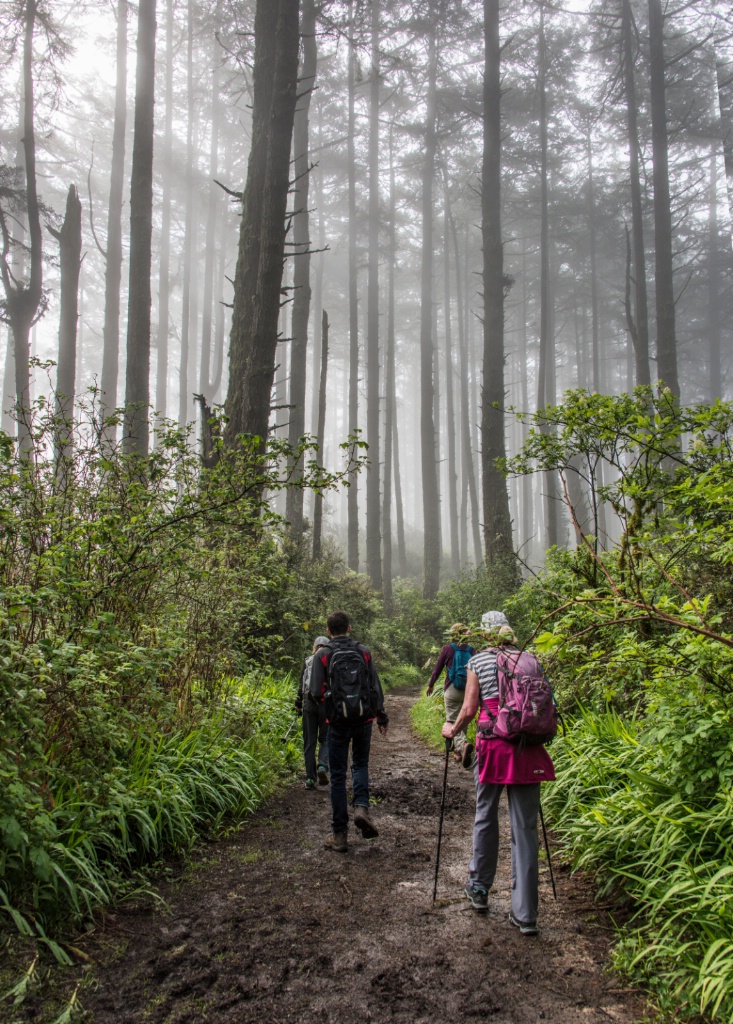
[441,610,557,935]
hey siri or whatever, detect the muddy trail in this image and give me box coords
[79,688,646,1024]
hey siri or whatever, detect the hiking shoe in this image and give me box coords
[324,831,348,853]
[305,778,316,790]
[317,765,329,786]
[461,743,476,770]
[464,884,489,913]
[509,911,538,936]
[353,804,379,839]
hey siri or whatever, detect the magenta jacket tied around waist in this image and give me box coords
[476,698,556,786]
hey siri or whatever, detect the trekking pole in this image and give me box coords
[538,801,557,900]
[432,737,452,904]
[280,718,298,744]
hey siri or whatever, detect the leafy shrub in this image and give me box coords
[546,702,733,1022]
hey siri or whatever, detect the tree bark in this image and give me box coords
[586,126,601,392]
[621,0,651,386]
[536,0,559,550]
[647,0,679,398]
[712,0,732,231]
[123,0,157,455]
[312,309,329,559]
[0,0,44,452]
[223,0,300,447]
[420,12,441,599]
[708,143,722,400]
[51,184,82,462]
[100,0,128,426]
[481,0,516,579]
[178,0,196,430]
[346,0,359,571]
[154,0,173,430]
[286,0,318,539]
[518,256,533,556]
[199,29,222,404]
[365,0,382,589]
[383,128,396,603]
[443,193,459,575]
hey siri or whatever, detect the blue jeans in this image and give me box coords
[327,720,373,833]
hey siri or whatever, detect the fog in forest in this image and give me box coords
[1,0,731,593]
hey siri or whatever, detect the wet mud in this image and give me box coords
[78,688,647,1023]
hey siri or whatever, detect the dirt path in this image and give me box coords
[83,688,646,1024]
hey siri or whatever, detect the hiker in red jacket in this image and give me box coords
[427,623,475,763]
[442,617,555,936]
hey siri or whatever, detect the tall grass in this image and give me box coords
[0,673,299,953]
[410,690,477,751]
[545,709,733,1022]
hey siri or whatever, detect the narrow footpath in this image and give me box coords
[83,688,647,1023]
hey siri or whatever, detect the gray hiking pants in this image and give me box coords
[302,698,329,782]
[468,780,541,924]
[444,683,466,754]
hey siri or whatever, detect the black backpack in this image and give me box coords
[325,640,375,724]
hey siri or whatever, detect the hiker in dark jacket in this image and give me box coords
[296,635,330,790]
[310,609,388,853]
[441,616,555,936]
[427,623,475,763]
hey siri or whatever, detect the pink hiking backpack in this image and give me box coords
[483,648,558,747]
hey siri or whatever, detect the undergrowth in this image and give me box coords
[1,673,299,961]
[545,706,733,1023]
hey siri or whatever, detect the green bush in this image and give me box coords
[0,673,299,950]
[546,702,733,1022]
[505,391,733,1022]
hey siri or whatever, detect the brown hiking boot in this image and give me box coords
[353,804,379,839]
[324,831,348,853]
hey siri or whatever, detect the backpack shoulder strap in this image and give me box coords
[477,647,499,721]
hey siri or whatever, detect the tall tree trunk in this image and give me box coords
[223,0,300,446]
[365,0,382,588]
[309,100,326,439]
[199,31,222,403]
[712,0,732,230]
[2,331,14,434]
[464,230,484,567]
[621,0,651,386]
[586,126,601,392]
[536,0,559,550]
[155,0,173,430]
[519,257,533,554]
[211,215,227,401]
[443,193,459,575]
[647,0,679,398]
[51,184,82,462]
[0,0,44,452]
[312,310,329,559]
[708,143,722,400]
[286,0,317,540]
[383,128,397,604]
[392,404,407,579]
[481,0,516,579]
[2,94,24,436]
[101,0,128,426]
[420,12,441,599]
[178,0,196,429]
[123,0,157,455]
[346,0,359,570]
